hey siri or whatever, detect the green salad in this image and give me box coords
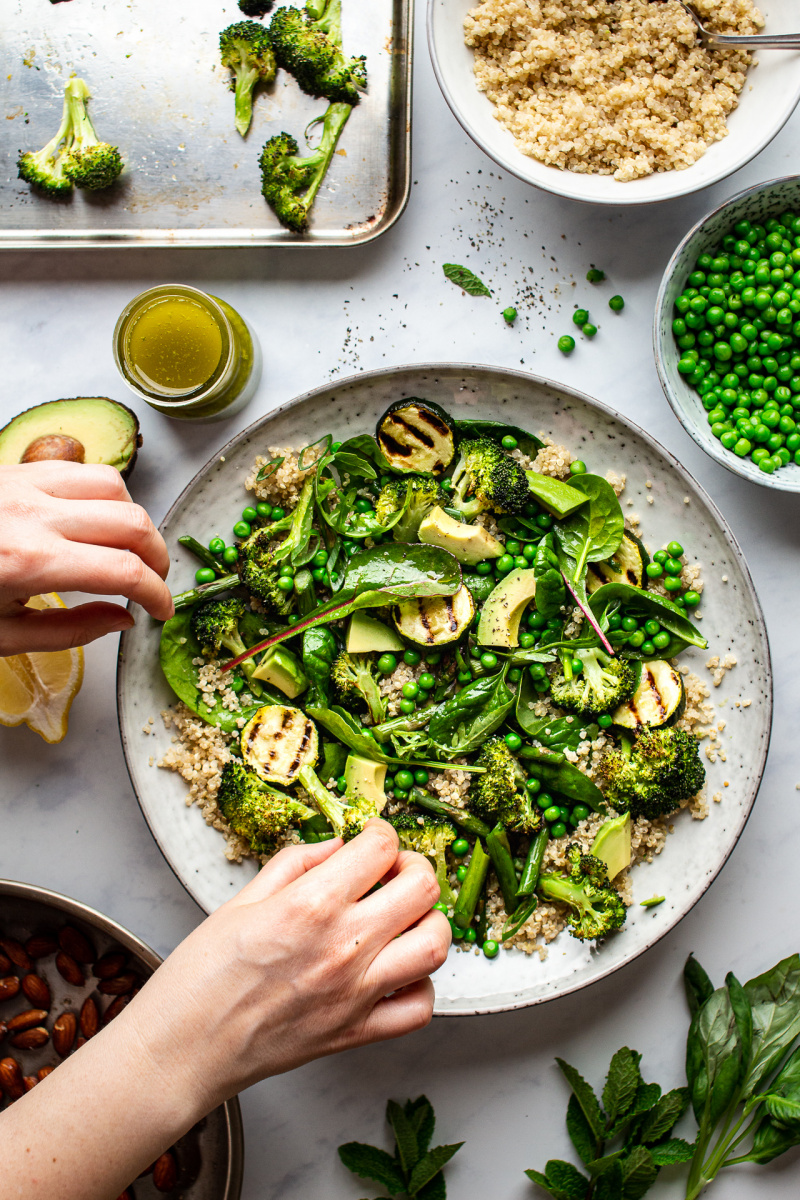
[158,398,710,958]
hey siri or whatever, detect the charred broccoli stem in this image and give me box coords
[62,78,123,191]
[330,652,386,725]
[189,597,261,691]
[220,20,277,137]
[550,645,636,718]
[297,764,380,840]
[603,726,706,820]
[449,437,529,518]
[259,101,352,233]
[218,760,315,854]
[269,1,366,104]
[538,843,626,942]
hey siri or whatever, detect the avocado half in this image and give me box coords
[0,397,142,479]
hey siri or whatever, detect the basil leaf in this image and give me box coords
[519,746,606,811]
[749,1116,800,1164]
[442,262,492,296]
[744,954,800,1095]
[603,1048,643,1128]
[337,1142,405,1194]
[684,956,715,1019]
[726,972,754,1078]
[566,1094,599,1164]
[687,985,744,1127]
[309,706,394,763]
[589,583,707,654]
[336,433,395,475]
[333,449,377,480]
[760,1045,800,1129]
[556,1058,606,1143]
[554,475,625,581]
[428,671,516,757]
[455,419,544,456]
[386,1099,419,1174]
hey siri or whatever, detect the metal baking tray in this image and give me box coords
[1,0,412,248]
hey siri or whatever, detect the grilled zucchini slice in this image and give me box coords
[241,705,318,785]
[587,531,649,594]
[376,398,455,475]
[612,660,685,729]
[393,583,475,646]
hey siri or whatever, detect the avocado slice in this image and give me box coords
[251,645,308,699]
[591,813,631,880]
[0,397,142,479]
[525,471,587,517]
[477,568,537,648]
[344,754,387,812]
[346,610,404,654]
[418,505,504,566]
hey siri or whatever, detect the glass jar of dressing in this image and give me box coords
[113,285,262,421]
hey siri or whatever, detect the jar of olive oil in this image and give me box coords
[113,285,261,421]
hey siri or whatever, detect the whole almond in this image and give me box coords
[102,994,131,1025]
[10,1026,49,1051]
[98,972,138,997]
[0,1056,24,1099]
[37,1065,55,1081]
[152,1151,178,1192]
[7,1009,49,1034]
[0,976,21,1002]
[79,996,99,1040]
[55,951,84,987]
[25,933,58,959]
[52,1012,77,1058]
[0,937,31,972]
[23,1075,37,1092]
[58,926,95,965]
[116,1191,134,1200]
[76,1034,86,1049]
[21,974,51,1010]
[0,952,11,974]
[93,951,127,980]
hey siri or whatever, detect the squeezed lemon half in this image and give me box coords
[0,593,84,744]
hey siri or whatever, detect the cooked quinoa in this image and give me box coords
[463,0,762,182]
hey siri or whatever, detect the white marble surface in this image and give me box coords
[2,6,800,1196]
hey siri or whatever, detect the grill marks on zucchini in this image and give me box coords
[393,583,475,646]
[586,530,649,594]
[376,398,455,475]
[612,660,686,730]
[241,704,318,785]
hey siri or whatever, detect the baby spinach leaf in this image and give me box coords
[159,609,264,733]
[519,747,605,811]
[308,706,395,764]
[534,534,567,618]
[428,671,515,757]
[442,262,492,296]
[516,674,598,751]
[743,954,800,1094]
[554,475,624,580]
[455,419,544,456]
[302,626,338,707]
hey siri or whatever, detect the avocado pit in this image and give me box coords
[20,433,86,464]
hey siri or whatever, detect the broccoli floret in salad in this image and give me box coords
[469,737,542,834]
[238,528,295,616]
[375,474,443,542]
[190,597,260,687]
[550,646,636,718]
[538,844,627,942]
[390,812,457,907]
[603,726,706,820]
[449,438,529,518]
[330,652,386,725]
[218,760,315,853]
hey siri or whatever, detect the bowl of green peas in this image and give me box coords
[655,174,800,490]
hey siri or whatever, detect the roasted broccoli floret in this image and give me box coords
[603,726,706,820]
[375,474,444,542]
[469,736,542,834]
[550,646,635,718]
[238,0,273,15]
[220,20,277,137]
[449,438,529,518]
[259,101,351,233]
[17,86,73,197]
[190,597,261,686]
[330,652,386,725]
[538,843,627,942]
[62,78,123,191]
[391,812,457,906]
[269,1,366,104]
[293,765,380,841]
[238,528,295,616]
[218,760,315,853]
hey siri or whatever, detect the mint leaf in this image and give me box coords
[442,263,492,297]
[620,1145,657,1199]
[416,1171,446,1200]
[566,1093,599,1165]
[603,1048,643,1127]
[525,1168,568,1200]
[649,1139,696,1166]
[557,1058,606,1142]
[338,1143,405,1194]
[639,1088,690,1145]
[545,1159,590,1200]
[407,1144,463,1196]
[594,1161,624,1200]
[405,1096,435,1156]
[387,1099,419,1175]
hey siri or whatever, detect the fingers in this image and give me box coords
[352,978,436,1046]
[51,499,171,581]
[19,461,133,503]
[364,908,451,999]
[18,543,174,621]
[358,849,441,944]
[303,819,401,904]
[235,837,343,904]
[0,602,134,655]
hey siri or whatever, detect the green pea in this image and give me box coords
[354,497,373,513]
[518,632,536,648]
[476,561,493,575]
[558,335,576,354]
[501,434,518,450]
[452,838,469,857]
[645,562,663,579]
[456,865,469,883]
[569,460,587,475]
[508,667,523,684]
[450,922,465,941]
[395,769,414,791]
[653,549,668,563]
[583,323,598,338]
[664,557,683,576]
[482,939,500,959]
[586,268,605,282]
[640,639,656,657]
[222,545,239,564]
[643,619,661,636]
[433,902,449,915]
[311,567,326,583]
[598,714,613,729]
[683,591,701,608]
[418,673,435,691]
[464,927,477,944]
[573,308,589,327]
[277,576,294,592]
[526,777,541,794]
[479,652,498,670]
[233,521,251,538]
[505,539,522,555]
[621,616,638,631]
[241,506,258,523]
[523,543,537,561]
[399,698,416,714]
[627,631,645,648]
[550,822,567,838]
[393,788,409,801]
[457,670,473,683]
[502,308,518,326]
[271,507,285,520]
[609,295,625,311]
[544,805,561,822]
[504,731,522,752]
[652,631,671,650]
[403,649,422,666]
[256,503,272,518]
[195,567,216,584]
[538,793,553,808]
[496,554,515,574]
[208,537,225,555]
[536,514,554,529]
[663,577,682,594]
[377,653,397,675]
[401,682,419,701]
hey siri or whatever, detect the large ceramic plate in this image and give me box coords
[117,364,772,1016]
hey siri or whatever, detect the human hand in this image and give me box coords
[0,461,173,655]
[127,820,451,1111]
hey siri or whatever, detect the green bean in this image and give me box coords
[453,839,491,930]
[486,824,519,915]
[172,572,240,610]
[409,788,490,837]
[178,535,225,574]
[517,828,549,897]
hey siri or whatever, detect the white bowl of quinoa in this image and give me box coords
[428,0,800,205]
[117,364,772,1015]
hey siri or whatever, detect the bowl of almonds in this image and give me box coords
[0,878,243,1199]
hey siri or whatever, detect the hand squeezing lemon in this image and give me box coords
[0,593,84,743]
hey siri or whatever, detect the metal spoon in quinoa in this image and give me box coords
[653,0,800,49]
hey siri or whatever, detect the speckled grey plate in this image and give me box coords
[0,879,243,1196]
[655,174,800,491]
[117,364,772,1016]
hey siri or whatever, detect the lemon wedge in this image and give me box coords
[0,593,84,744]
